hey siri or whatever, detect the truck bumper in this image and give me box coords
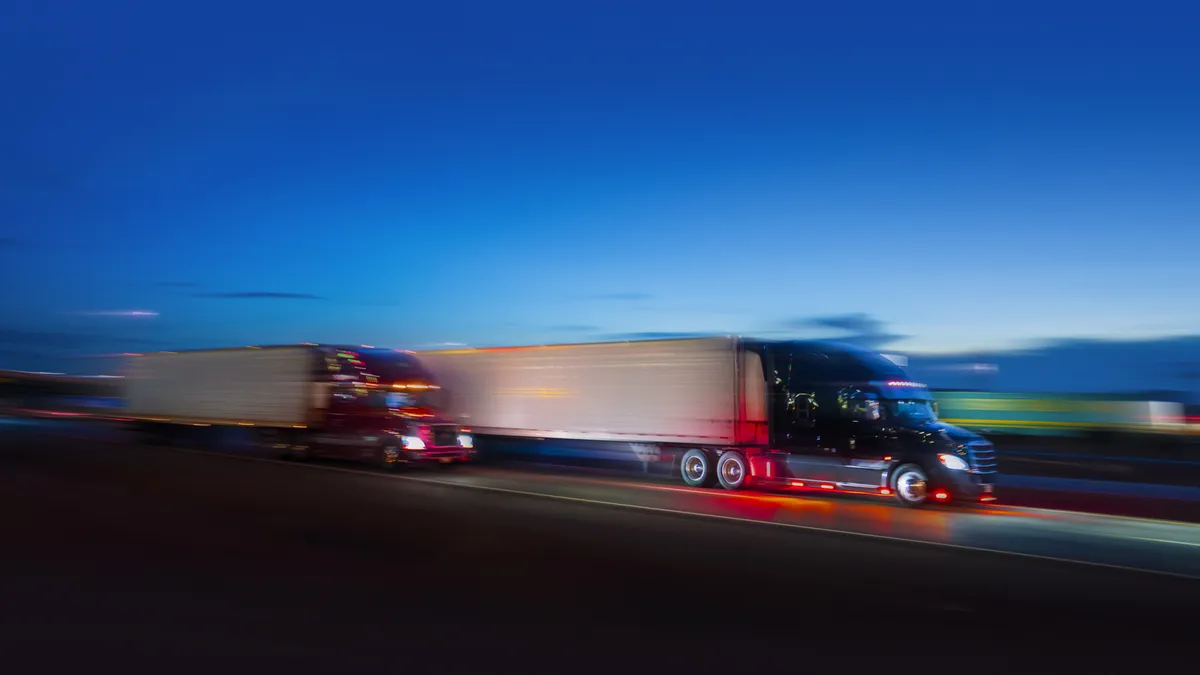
[932,466,997,503]
[405,447,475,464]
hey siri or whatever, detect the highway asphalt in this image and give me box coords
[3,419,1199,672]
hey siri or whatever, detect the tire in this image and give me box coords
[680,449,716,488]
[890,463,929,507]
[378,444,402,471]
[716,450,749,490]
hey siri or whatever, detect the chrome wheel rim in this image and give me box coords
[684,456,706,482]
[721,458,743,485]
[897,470,927,502]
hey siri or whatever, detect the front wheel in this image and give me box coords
[680,449,716,488]
[378,444,402,471]
[890,463,929,507]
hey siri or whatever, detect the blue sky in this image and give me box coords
[2,0,1199,383]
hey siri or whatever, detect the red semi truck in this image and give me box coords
[122,344,474,468]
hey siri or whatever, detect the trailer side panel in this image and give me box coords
[123,346,315,426]
[421,338,741,446]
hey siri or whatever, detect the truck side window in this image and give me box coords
[840,388,882,421]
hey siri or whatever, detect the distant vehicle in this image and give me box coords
[421,337,996,506]
[932,390,1188,436]
[122,345,474,468]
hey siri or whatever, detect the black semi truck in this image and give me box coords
[420,337,997,507]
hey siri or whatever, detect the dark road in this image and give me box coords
[3,420,1198,672]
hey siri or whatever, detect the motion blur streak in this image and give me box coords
[6,418,1200,669]
[45,420,1200,580]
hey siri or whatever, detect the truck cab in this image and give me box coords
[750,341,996,506]
[308,347,475,468]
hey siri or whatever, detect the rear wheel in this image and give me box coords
[680,449,716,488]
[716,450,749,490]
[891,463,929,507]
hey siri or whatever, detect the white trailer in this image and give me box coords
[418,337,768,447]
[122,346,320,427]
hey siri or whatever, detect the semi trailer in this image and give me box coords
[421,337,997,506]
[122,344,474,468]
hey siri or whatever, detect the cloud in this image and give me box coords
[196,291,324,300]
[782,313,907,349]
[597,331,716,341]
[592,292,652,301]
[905,335,1200,401]
[549,324,601,332]
[73,310,159,318]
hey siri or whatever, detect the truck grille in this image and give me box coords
[967,441,997,482]
[430,426,458,448]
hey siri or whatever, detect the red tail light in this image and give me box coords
[934,490,949,500]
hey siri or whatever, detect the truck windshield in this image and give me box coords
[889,399,938,421]
[381,389,444,410]
[366,389,444,412]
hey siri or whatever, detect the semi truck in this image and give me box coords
[420,337,997,506]
[122,344,474,468]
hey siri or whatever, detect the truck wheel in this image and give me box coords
[716,450,749,490]
[680,449,716,488]
[378,444,402,471]
[890,463,929,507]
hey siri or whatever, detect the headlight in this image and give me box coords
[457,434,474,448]
[938,453,969,471]
[401,436,425,450]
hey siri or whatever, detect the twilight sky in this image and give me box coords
[2,0,1199,382]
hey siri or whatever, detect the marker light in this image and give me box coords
[885,380,926,388]
[938,454,969,471]
[457,434,474,448]
[934,491,949,500]
[401,436,426,450]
